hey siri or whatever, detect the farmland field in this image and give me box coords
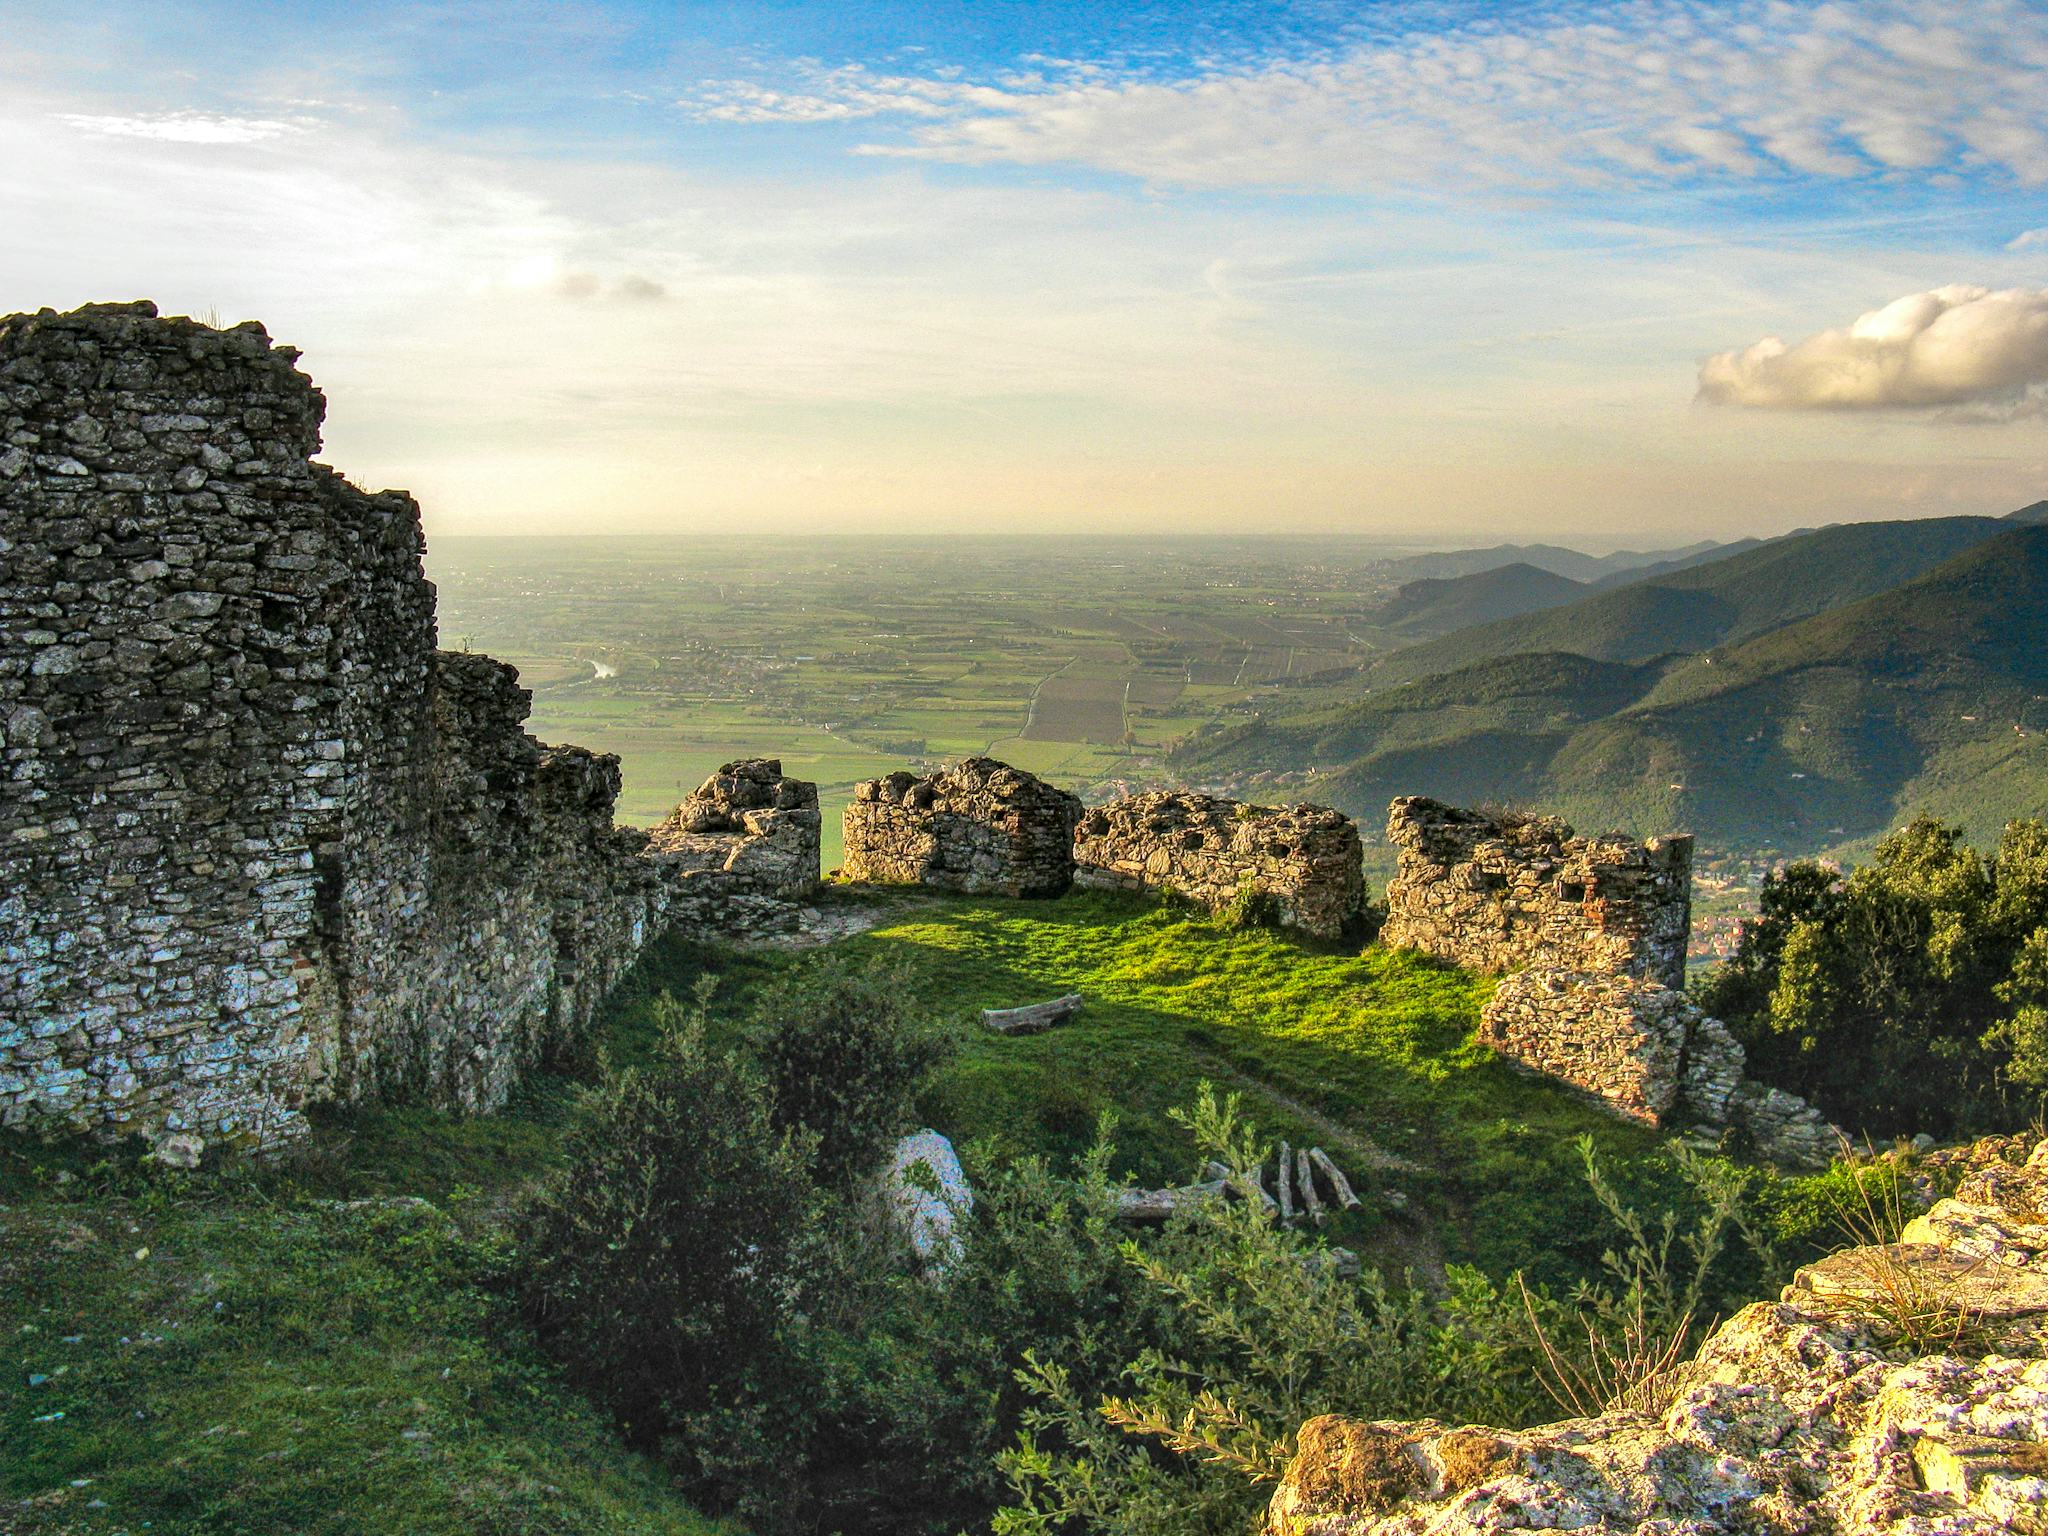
[427,535,1418,864]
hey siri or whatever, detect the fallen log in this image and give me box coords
[1114,1180,1226,1225]
[1295,1147,1325,1225]
[981,993,1082,1035]
[1277,1140,1296,1223]
[1308,1147,1362,1211]
[1206,1160,1278,1215]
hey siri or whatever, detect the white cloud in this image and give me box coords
[57,110,305,144]
[2010,228,2048,250]
[1698,285,2048,411]
[681,0,2048,192]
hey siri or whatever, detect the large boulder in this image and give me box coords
[882,1129,974,1270]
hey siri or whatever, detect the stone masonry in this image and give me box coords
[1480,967,1838,1166]
[646,758,822,937]
[0,302,817,1153]
[842,758,1080,897]
[1072,791,1365,940]
[1382,796,1693,989]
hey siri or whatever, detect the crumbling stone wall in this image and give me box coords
[1382,796,1693,989]
[646,758,822,937]
[842,758,1079,897]
[0,302,816,1153]
[1072,792,1364,940]
[1479,967,1833,1166]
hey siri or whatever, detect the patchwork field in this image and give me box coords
[428,535,1418,860]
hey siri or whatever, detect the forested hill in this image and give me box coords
[1365,513,2013,687]
[1181,524,2048,852]
[1366,561,1586,637]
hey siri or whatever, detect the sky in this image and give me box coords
[5,0,2048,544]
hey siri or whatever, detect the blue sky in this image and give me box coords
[6,0,2048,540]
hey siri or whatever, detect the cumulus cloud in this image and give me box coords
[680,0,2048,192]
[1698,286,2048,412]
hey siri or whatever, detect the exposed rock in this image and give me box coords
[1267,1136,2048,1536]
[882,1129,973,1269]
[0,303,816,1152]
[1727,1079,1843,1172]
[1072,791,1365,941]
[1382,796,1693,988]
[842,758,1080,897]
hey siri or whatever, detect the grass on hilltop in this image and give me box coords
[3,887,1758,1534]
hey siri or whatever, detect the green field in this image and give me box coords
[429,535,1412,863]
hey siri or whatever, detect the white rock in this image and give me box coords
[883,1129,973,1271]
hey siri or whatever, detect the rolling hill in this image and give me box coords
[1367,561,1586,636]
[1366,514,2016,687]
[1181,524,2048,853]
[1381,538,1728,583]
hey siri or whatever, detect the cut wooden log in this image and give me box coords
[1295,1147,1325,1225]
[981,993,1082,1034]
[1277,1140,1296,1223]
[1204,1160,1279,1215]
[1308,1147,1362,1211]
[1114,1180,1226,1225]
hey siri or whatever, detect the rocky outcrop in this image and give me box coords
[1072,792,1365,940]
[1267,1136,2048,1535]
[1382,797,1692,989]
[1482,968,1839,1167]
[0,303,814,1154]
[842,758,1080,897]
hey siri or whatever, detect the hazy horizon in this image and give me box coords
[8,0,2048,542]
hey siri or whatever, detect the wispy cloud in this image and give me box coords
[57,110,306,144]
[683,0,2048,193]
[1699,285,2048,412]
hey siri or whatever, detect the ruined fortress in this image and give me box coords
[3,303,1836,1172]
[0,303,819,1154]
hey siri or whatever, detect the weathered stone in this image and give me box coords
[1072,791,1365,941]
[1382,796,1692,988]
[0,304,819,1151]
[882,1129,973,1270]
[842,758,1079,897]
[1267,1136,2048,1536]
[645,758,821,904]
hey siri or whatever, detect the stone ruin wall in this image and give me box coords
[0,302,817,1154]
[1072,791,1365,940]
[842,757,1080,897]
[1381,795,1693,989]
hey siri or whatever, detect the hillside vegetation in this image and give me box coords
[1367,562,1586,637]
[5,889,1769,1534]
[1185,523,2048,852]
[1367,513,2011,686]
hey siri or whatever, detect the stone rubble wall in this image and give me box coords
[0,303,817,1154]
[842,757,1080,897]
[1071,791,1364,941]
[1481,967,1837,1166]
[1266,1136,2048,1536]
[1382,796,1693,989]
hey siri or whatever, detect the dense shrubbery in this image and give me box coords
[521,963,1790,1536]
[1698,816,2048,1137]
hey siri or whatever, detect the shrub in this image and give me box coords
[517,992,820,1487]
[1221,878,1282,931]
[1696,817,2048,1136]
[743,961,955,1187]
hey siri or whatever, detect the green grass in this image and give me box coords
[0,888,1745,1530]
[608,889,1674,1284]
[0,1154,730,1536]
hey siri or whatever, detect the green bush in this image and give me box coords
[517,992,821,1498]
[742,961,956,1187]
[1696,817,2048,1136]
